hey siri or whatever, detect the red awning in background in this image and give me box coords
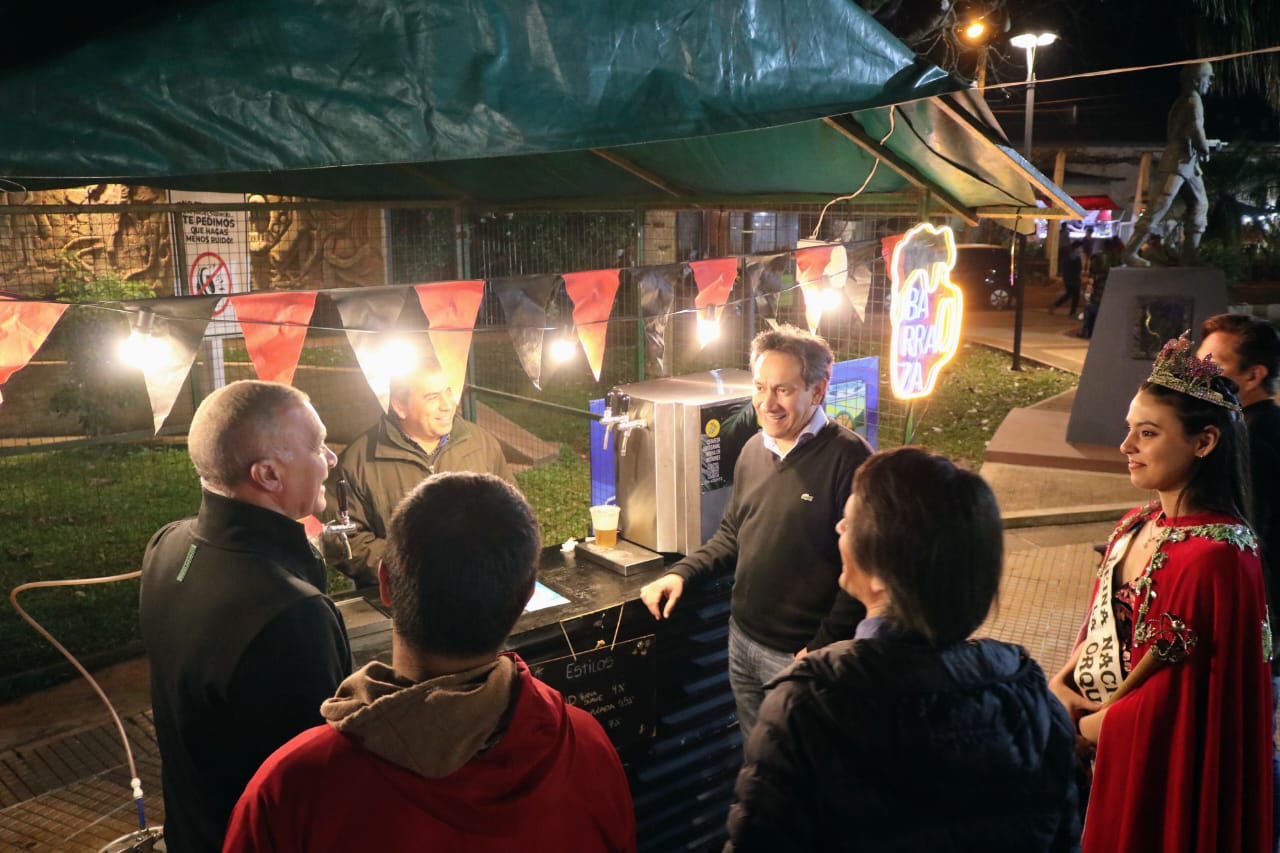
[1072,195,1120,210]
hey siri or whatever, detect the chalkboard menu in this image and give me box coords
[530,634,657,751]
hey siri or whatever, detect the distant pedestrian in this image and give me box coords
[1081,237,1124,338]
[1050,241,1084,317]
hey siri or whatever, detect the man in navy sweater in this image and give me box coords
[640,326,872,739]
[1198,313,1280,851]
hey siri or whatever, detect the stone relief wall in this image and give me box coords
[0,185,175,297]
[0,186,388,297]
[246,195,386,290]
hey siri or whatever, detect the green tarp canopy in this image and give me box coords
[0,0,1081,222]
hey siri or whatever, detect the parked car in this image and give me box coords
[868,242,1016,314]
[952,243,1014,311]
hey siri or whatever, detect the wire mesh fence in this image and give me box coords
[0,189,955,695]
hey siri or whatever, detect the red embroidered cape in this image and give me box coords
[1082,506,1273,852]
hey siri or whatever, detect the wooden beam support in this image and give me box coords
[822,114,978,225]
[930,96,1085,221]
[590,148,690,198]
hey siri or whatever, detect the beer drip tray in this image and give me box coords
[575,538,663,576]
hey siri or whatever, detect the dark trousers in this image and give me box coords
[1081,302,1100,338]
[1053,281,1081,315]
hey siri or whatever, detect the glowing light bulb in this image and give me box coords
[822,285,844,311]
[964,21,986,41]
[118,330,174,370]
[550,336,578,362]
[696,314,721,348]
[380,338,420,379]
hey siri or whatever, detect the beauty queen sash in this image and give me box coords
[1073,526,1133,704]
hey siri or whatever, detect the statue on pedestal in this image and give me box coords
[1123,62,1214,267]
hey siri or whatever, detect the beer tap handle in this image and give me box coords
[323,478,358,558]
[336,478,351,526]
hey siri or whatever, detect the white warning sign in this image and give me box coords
[170,191,251,329]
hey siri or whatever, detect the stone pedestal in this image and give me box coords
[1066,267,1227,446]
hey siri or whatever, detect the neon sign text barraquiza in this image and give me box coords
[888,223,964,400]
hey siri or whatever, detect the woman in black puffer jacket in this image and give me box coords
[725,447,1080,853]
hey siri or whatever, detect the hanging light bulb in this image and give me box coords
[379,337,420,379]
[118,308,175,370]
[549,328,579,363]
[821,282,845,311]
[822,244,848,312]
[696,305,722,348]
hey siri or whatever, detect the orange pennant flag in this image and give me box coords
[413,281,484,398]
[688,259,739,311]
[562,269,621,381]
[795,245,836,333]
[0,298,69,405]
[229,291,318,386]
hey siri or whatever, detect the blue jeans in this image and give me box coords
[728,618,799,743]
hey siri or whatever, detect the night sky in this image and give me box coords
[978,0,1280,146]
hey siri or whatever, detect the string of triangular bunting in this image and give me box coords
[0,243,867,432]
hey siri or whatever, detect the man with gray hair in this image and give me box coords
[640,325,872,739]
[225,473,634,852]
[140,380,352,853]
[327,361,513,587]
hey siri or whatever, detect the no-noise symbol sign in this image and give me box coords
[188,251,234,316]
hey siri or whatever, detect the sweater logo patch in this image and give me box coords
[800,493,814,502]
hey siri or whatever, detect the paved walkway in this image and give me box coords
[0,283,1125,851]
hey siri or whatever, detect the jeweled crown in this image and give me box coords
[1147,332,1242,412]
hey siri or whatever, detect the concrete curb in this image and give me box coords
[1001,504,1131,529]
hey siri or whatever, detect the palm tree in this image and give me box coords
[1203,140,1280,250]
[1183,0,1280,111]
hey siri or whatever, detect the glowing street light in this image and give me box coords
[1007,29,1056,373]
[1010,30,1057,160]
[958,10,1002,90]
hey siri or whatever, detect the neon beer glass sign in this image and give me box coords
[888,223,963,399]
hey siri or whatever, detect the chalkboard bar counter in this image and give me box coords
[334,544,740,853]
[336,544,665,666]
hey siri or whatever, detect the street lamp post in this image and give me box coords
[1010,31,1057,159]
[1008,30,1056,372]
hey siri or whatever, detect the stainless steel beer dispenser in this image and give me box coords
[601,369,756,555]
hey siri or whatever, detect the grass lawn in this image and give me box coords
[0,343,1074,702]
[881,343,1077,467]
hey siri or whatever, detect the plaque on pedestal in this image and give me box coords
[1067,267,1228,446]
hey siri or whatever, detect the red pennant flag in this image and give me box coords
[562,270,620,381]
[688,259,739,310]
[229,291,318,386]
[795,246,837,333]
[413,281,484,397]
[0,298,69,405]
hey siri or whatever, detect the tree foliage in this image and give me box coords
[1185,0,1280,111]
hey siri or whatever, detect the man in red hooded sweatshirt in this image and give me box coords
[224,472,635,853]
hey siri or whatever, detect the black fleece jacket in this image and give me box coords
[726,636,1080,852]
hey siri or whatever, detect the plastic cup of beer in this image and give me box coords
[590,505,621,549]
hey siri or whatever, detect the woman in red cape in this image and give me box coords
[1050,334,1273,852]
